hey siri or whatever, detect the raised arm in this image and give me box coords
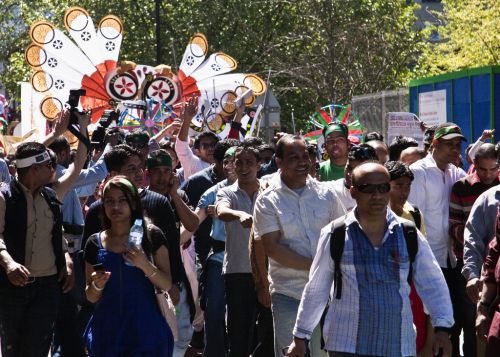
[41,110,70,147]
[53,111,90,200]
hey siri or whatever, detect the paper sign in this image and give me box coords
[418,90,447,127]
[387,112,424,148]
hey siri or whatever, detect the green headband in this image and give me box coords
[224,146,237,158]
[323,121,348,138]
[103,177,137,195]
[146,153,172,169]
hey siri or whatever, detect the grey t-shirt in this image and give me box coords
[215,181,259,274]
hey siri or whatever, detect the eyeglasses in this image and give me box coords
[354,182,390,194]
[38,160,56,170]
[200,142,216,150]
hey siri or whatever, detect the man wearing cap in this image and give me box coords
[146,149,199,356]
[318,122,350,182]
[408,122,467,352]
[0,142,76,357]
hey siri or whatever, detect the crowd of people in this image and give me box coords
[0,96,499,357]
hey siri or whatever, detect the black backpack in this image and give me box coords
[330,213,420,300]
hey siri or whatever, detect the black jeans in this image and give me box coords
[0,275,60,357]
[442,259,476,357]
[224,273,256,357]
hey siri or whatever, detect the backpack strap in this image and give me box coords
[329,218,346,300]
[408,204,422,231]
[401,220,418,285]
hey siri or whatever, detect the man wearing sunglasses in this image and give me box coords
[287,162,453,357]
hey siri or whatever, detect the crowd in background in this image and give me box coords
[0,97,499,357]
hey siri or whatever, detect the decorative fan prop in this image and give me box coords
[304,104,367,143]
[25,7,267,139]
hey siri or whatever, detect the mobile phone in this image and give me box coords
[93,263,105,272]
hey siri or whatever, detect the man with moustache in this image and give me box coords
[253,134,345,357]
[287,162,453,357]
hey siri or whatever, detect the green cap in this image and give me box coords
[146,151,172,169]
[433,123,466,141]
[322,121,348,139]
[224,146,237,158]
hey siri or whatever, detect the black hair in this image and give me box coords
[48,136,70,155]
[193,131,219,149]
[365,131,384,143]
[258,144,275,154]
[242,137,264,148]
[306,143,317,157]
[213,138,240,163]
[348,144,378,162]
[389,136,419,161]
[275,134,305,159]
[125,129,150,143]
[235,141,260,161]
[104,144,142,172]
[384,160,414,181]
[474,143,497,162]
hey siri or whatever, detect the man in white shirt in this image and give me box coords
[408,122,467,352]
[253,134,345,357]
[175,96,219,179]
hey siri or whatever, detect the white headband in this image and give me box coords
[15,151,51,168]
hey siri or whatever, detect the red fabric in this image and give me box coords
[410,282,427,352]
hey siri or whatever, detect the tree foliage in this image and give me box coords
[1,0,422,132]
[414,0,500,78]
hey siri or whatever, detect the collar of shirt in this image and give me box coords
[345,207,399,245]
[275,175,314,194]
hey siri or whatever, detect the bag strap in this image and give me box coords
[401,220,418,285]
[409,204,422,231]
[329,218,346,300]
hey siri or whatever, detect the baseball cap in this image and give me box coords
[322,121,348,139]
[433,123,466,141]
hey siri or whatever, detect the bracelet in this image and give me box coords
[145,269,158,279]
[92,281,104,291]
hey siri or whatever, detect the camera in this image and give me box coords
[67,89,87,125]
[91,110,121,149]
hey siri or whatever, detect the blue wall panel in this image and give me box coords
[471,74,490,140]
[435,80,453,122]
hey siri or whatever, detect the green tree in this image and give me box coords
[414,0,500,78]
[1,0,422,133]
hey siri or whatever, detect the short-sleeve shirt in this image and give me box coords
[216,181,259,274]
[253,176,345,300]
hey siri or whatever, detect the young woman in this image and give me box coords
[83,176,173,356]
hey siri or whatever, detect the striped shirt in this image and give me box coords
[449,173,499,259]
[293,209,454,356]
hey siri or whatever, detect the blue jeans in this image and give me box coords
[225,273,256,357]
[271,292,326,357]
[0,275,60,357]
[203,259,226,357]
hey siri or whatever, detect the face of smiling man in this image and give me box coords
[277,138,311,189]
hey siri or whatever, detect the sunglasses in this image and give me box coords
[354,182,390,194]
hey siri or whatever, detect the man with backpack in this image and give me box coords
[287,162,453,357]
